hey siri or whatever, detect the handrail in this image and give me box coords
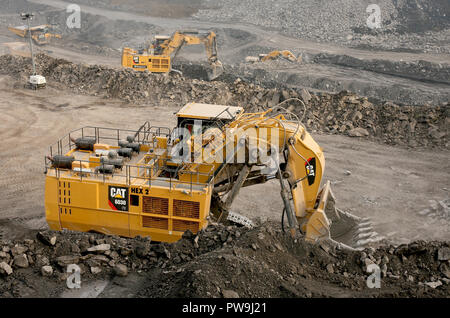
[48,124,172,156]
[44,155,215,192]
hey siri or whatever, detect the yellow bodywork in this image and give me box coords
[45,130,213,242]
[121,47,171,73]
[45,103,345,244]
[260,50,301,63]
[121,30,223,79]
[8,25,61,46]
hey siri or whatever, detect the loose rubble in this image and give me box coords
[194,0,450,54]
[0,223,448,298]
[0,54,447,149]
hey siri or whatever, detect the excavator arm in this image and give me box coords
[157,31,224,80]
[193,105,380,248]
[259,50,301,63]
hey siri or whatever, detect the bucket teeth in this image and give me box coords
[354,231,376,240]
[355,236,385,248]
[358,221,372,228]
[327,206,384,248]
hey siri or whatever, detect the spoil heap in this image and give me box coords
[0,223,448,298]
[0,53,447,149]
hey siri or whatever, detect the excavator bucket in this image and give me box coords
[207,61,224,81]
[308,181,384,250]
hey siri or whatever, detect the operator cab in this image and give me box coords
[175,102,244,134]
[152,35,170,55]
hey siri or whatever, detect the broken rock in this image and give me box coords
[326,264,334,274]
[41,265,53,277]
[348,127,369,137]
[222,290,240,298]
[0,261,13,276]
[87,244,111,253]
[114,264,128,277]
[14,254,29,268]
[56,255,80,267]
[424,281,443,289]
[11,245,28,256]
[37,232,57,246]
[300,88,312,103]
[437,247,450,261]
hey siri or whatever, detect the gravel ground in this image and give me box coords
[1,224,449,298]
[194,0,450,54]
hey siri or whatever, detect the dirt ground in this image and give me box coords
[0,74,448,246]
[0,0,448,298]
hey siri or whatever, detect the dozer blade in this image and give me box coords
[207,61,224,81]
[306,181,385,250]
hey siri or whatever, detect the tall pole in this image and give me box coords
[22,13,36,76]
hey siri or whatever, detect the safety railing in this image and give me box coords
[44,154,215,194]
[47,123,171,157]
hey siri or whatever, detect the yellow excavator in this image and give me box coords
[8,24,61,46]
[122,30,223,80]
[246,50,302,64]
[44,102,382,249]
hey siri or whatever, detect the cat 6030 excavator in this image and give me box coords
[122,30,223,80]
[44,101,382,249]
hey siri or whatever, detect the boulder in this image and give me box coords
[222,290,240,298]
[348,127,369,137]
[114,264,128,277]
[87,244,111,253]
[0,261,13,276]
[56,255,80,267]
[41,265,53,277]
[13,254,29,268]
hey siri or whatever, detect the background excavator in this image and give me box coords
[122,30,223,80]
[44,101,382,250]
[245,50,302,64]
[8,24,61,46]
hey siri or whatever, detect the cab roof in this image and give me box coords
[154,35,170,40]
[176,103,244,121]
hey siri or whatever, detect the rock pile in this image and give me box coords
[139,223,450,298]
[0,54,447,149]
[312,53,450,85]
[0,223,246,297]
[194,0,450,54]
[1,222,448,298]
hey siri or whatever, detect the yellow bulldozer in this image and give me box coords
[122,30,224,80]
[8,24,61,46]
[44,102,382,249]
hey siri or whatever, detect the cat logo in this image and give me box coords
[108,186,129,211]
[305,157,316,186]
